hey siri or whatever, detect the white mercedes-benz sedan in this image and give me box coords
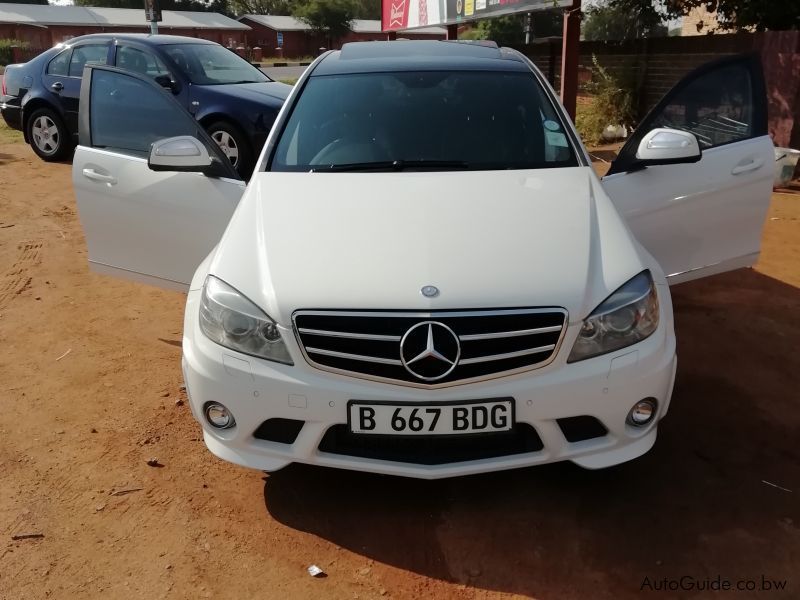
[73,41,773,478]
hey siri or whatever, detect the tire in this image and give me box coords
[206,121,253,178]
[26,107,72,162]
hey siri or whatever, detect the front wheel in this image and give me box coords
[26,107,72,161]
[206,121,253,178]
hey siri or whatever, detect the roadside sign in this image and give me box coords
[382,0,570,31]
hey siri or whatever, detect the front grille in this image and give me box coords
[293,308,567,387]
[318,423,544,465]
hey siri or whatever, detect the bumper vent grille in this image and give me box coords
[294,308,567,387]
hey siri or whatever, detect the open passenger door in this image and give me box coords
[601,54,773,284]
[72,64,245,292]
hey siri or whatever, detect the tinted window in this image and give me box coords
[270,71,577,172]
[90,70,204,157]
[47,49,70,76]
[161,43,268,85]
[116,46,170,78]
[649,63,753,149]
[69,44,108,78]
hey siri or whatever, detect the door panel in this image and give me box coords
[602,136,773,282]
[602,54,773,283]
[72,65,244,291]
[73,147,243,290]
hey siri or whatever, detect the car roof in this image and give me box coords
[65,33,218,46]
[312,40,530,76]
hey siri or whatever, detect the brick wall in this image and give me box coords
[516,31,800,148]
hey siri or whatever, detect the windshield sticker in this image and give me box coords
[546,131,569,148]
[544,120,561,132]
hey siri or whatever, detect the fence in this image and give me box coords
[515,31,800,149]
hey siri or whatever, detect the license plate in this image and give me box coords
[348,399,514,435]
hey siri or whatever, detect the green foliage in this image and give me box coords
[292,0,358,43]
[583,0,667,41]
[227,0,292,16]
[0,38,29,66]
[613,0,800,32]
[575,55,636,144]
[0,0,48,4]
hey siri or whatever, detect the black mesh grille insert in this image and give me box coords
[556,416,608,443]
[294,309,567,386]
[253,418,305,444]
[317,423,544,465]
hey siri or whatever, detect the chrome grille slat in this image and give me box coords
[459,344,557,365]
[294,308,568,388]
[305,346,403,366]
[459,325,563,341]
[299,328,402,342]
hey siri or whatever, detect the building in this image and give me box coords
[238,15,446,59]
[0,3,249,50]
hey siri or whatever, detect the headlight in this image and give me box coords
[568,271,659,362]
[199,275,293,365]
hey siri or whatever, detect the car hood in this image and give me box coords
[209,168,647,326]
[194,81,292,105]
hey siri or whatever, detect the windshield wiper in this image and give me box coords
[310,160,470,173]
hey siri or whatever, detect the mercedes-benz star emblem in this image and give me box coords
[420,285,440,298]
[400,321,460,381]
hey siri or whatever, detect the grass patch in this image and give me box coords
[278,77,298,85]
[0,119,24,144]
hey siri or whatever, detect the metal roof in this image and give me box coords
[240,15,445,35]
[0,3,249,30]
[313,40,528,76]
[239,14,309,32]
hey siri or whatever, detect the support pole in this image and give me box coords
[559,0,581,121]
[387,31,397,41]
[446,23,458,40]
[149,20,158,35]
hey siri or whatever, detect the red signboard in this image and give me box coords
[382,0,570,31]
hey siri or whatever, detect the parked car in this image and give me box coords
[0,34,291,176]
[72,42,772,479]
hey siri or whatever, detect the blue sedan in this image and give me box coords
[1,34,292,177]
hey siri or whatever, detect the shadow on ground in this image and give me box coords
[263,269,799,598]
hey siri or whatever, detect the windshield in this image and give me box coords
[161,43,269,85]
[270,70,578,172]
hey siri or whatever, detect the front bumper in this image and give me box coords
[181,290,677,479]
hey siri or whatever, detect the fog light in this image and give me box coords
[204,402,235,429]
[627,398,657,427]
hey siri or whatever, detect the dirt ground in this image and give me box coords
[1,138,799,600]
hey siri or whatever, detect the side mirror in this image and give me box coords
[149,136,212,173]
[635,128,701,166]
[154,74,180,94]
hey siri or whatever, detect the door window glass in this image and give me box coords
[47,49,71,76]
[116,46,170,78]
[89,69,204,157]
[649,63,753,149]
[68,44,109,78]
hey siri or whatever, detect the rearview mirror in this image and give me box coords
[149,136,212,173]
[154,74,180,94]
[635,128,701,166]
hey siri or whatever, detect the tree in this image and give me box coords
[583,0,667,41]
[292,0,358,46]
[227,0,292,16]
[611,0,800,32]
[0,0,48,4]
